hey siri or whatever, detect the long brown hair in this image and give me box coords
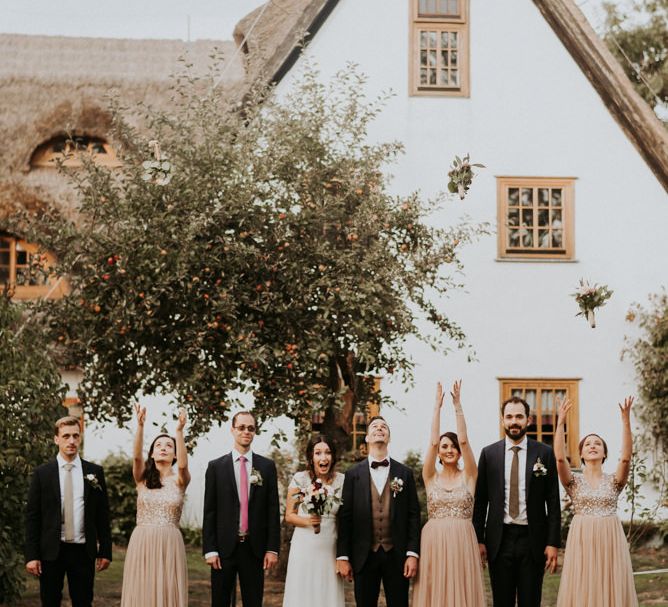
[141,434,177,489]
[305,434,338,482]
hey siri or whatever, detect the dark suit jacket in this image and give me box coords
[472,438,560,562]
[25,459,112,563]
[336,458,421,573]
[202,452,280,560]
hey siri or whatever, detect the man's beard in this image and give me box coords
[504,424,528,440]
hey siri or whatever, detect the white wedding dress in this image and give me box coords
[282,470,345,607]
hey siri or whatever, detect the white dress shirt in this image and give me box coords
[503,436,529,525]
[57,453,86,544]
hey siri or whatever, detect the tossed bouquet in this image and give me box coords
[447,154,485,200]
[572,279,613,328]
[297,478,342,534]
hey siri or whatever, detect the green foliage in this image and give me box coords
[624,290,668,506]
[403,449,428,526]
[622,451,662,548]
[23,61,485,443]
[101,453,136,546]
[0,295,66,604]
[603,0,668,120]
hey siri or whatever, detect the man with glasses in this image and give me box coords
[203,411,280,607]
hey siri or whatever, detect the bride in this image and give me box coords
[282,434,345,607]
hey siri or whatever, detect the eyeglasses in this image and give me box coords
[234,424,256,433]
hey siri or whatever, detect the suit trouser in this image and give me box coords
[488,524,545,607]
[40,542,95,607]
[211,539,264,607]
[353,547,409,607]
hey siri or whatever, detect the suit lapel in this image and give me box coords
[389,459,398,521]
[48,459,61,508]
[525,439,536,501]
[223,453,239,505]
[249,454,258,503]
[494,439,506,493]
[358,460,372,522]
[81,460,91,502]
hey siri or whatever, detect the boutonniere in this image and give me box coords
[85,473,102,491]
[389,477,404,497]
[249,468,263,486]
[533,458,547,477]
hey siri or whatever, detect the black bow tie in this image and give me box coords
[371,459,389,469]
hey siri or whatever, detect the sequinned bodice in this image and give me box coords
[136,475,184,527]
[567,473,621,517]
[426,481,473,519]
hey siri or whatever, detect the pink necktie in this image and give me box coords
[239,455,249,534]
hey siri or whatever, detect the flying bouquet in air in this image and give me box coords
[142,140,173,186]
[572,279,613,328]
[297,478,341,534]
[447,154,485,200]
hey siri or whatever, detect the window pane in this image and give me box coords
[441,31,449,47]
[420,50,428,66]
[420,31,428,47]
[450,70,458,85]
[441,50,448,66]
[508,229,520,247]
[420,69,428,85]
[521,188,533,206]
[507,208,519,226]
[538,188,549,206]
[451,50,458,67]
[429,69,437,85]
[551,188,562,207]
[428,50,437,66]
[450,31,458,48]
[552,230,563,248]
[16,251,28,266]
[440,70,449,85]
[522,229,533,247]
[428,31,437,47]
[521,209,533,226]
[508,188,519,206]
[538,229,550,247]
[551,209,562,226]
[538,209,549,226]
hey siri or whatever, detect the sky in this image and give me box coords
[1,0,267,41]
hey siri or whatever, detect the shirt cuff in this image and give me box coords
[336,556,349,561]
[204,551,219,559]
[266,551,278,556]
[406,551,419,559]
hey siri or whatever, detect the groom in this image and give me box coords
[25,416,112,607]
[473,397,560,607]
[203,410,280,607]
[336,416,421,607]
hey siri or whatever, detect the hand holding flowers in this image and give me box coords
[297,478,341,534]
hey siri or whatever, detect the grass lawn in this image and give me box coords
[13,545,667,606]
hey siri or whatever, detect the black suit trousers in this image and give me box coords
[353,547,408,607]
[210,539,263,607]
[39,543,95,607]
[488,525,545,607]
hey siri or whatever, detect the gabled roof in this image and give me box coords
[234,0,668,194]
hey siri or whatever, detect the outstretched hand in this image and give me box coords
[450,379,462,407]
[134,403,146,426]
[619,396,634,419]
[176,407,187,431]
[434,382,445,410]
[556,396,572,425]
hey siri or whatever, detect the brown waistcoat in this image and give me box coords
[370,478,394,552]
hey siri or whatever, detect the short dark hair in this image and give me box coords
[578,433,608,464]
[367,416,389,436]
[232,410,257,428]
[501,396,530,417]
[305,434,338,481]
[54,416,80,436]
[439,431,461,455]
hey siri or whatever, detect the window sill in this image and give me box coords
[495,257,579,263]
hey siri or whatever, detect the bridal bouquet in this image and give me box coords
[447,154,485,200]
[297,478,341,534]
[573,279,613,328]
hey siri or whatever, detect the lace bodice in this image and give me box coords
[136,474,185,527]
[426,481,473,519]
[566,473,621,517]
[289,470,344,518]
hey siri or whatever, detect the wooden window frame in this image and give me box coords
[410,0,470,97]
[499,378,581,467]
[496,176,576,261]
[30,135,121,169]
[0,233,65,300]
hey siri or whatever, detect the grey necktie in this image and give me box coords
[509,446,520,520]
[63,463,75,542]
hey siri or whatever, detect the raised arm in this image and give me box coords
[422,382,445,485]
[614,396,634,489]
[451,380,477,489]
[132,403,146,484]
[175,407,190,488]
[554,397,574,489]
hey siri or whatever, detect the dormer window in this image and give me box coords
[30,135,121,168]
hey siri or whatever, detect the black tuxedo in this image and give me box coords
[336,458,421,607]
[472,438,560,606]
[25,458,112,607]
[202,452,280,607]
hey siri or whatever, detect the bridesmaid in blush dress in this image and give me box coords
[411,380,485,607]
[120,405,191,607]
[555,396,638,607]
